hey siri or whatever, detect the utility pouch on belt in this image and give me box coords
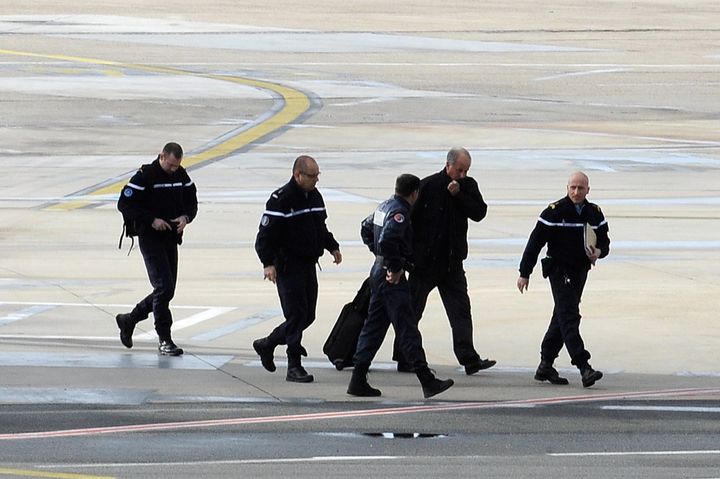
[540,256,555,279]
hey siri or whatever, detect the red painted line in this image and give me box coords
[1,387,719,441]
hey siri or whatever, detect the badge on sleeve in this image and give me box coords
[261,215,270,226]
[393,213,405,223]
[123,187,133,198]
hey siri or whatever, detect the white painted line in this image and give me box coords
[0,335,131,342]
[535,68,626,82]
[5,61,720,68]
[0,305,55,326]
[0,300,232,310]
[602,405,720,413]
[134,307,235,339]
[42,456,405,468]
[192,309,281,341]
[549,450,720,457]
[676,371,720,378]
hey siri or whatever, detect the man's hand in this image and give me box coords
[586,246,601,265]
[386,269,404,284]
[151,218,172,231]
[517,276,529,294]
[331,250,343,265]
[171,215,189,233]
[263,265,277,284]
[447,180,460,196]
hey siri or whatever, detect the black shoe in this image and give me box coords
[581,366,603,388]
[286,366,314,383]
[347,380,382,397]
[253,338,276,372]
[397,362,414,373]
[422,377,454,399]
[465,358,497,375]
[158,339,184,356]
[534,362,569,385]
[115,313,135,349]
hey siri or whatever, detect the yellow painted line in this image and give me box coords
[0,49,311,210]
[0,467,114,479]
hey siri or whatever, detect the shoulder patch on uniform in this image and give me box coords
[261,215,270,226]
[393,213,405,223]
[123,187,134,198]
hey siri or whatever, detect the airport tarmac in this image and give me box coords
[0,1,719,478]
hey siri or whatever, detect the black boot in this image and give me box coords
[580,364,603,388]
[158,338,184,356]
[286,356,313,383]
[534,359,569,385]
[115,313,136,349]
[464,357,497,375]
[253,337,276,372]
[347,364,381,397]
[416,366,454,399]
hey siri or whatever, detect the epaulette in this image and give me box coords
[548,200,560,210]
[271,186,285,200]
[593,204,602,212]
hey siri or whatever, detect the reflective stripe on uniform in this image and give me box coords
[263,207,326,218]
[373,209,386,226]
[538,217,607,229]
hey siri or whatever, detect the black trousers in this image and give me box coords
[354,261,428,370]
[132,234,178,341]
[393,263,480,366]
[268,259,318,363]
[541,267,591,367]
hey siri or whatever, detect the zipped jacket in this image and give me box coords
[117,158,197,244]
[412,169,487,271]
[361,195,414,273]
[519,195,610,277]
[255,177,339,268]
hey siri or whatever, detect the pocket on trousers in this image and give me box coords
[541,257,555,279]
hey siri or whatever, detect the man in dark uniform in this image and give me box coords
[517,171,610,388]
[393,147,496,375]
[116,142,198,356]
[348,174,454,399]
[254,155,342,383]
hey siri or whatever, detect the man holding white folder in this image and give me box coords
[517,171,610,387]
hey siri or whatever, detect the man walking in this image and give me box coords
[116,142,197,356]
[517,171,609,387]
[254,155,342,383]
[394,147,495,375]
[348,174,454,399]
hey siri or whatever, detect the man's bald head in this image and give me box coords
[567,171,590,204]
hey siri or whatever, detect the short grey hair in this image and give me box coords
[447,147,471,165]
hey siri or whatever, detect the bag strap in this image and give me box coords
[118,223,135,256]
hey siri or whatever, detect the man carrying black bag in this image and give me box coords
[347,174,454,399]
[115,142,197,356]
[322,277,371,370]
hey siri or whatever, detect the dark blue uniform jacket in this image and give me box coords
[361,195,414,273]
[519,195,610,277]
[255,177,339,268]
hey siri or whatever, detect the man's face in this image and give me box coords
[159,152,182,174]
[408,189,419,205]
[446,154,471,181]
[294,161,320,192]
[567,174,590,204]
